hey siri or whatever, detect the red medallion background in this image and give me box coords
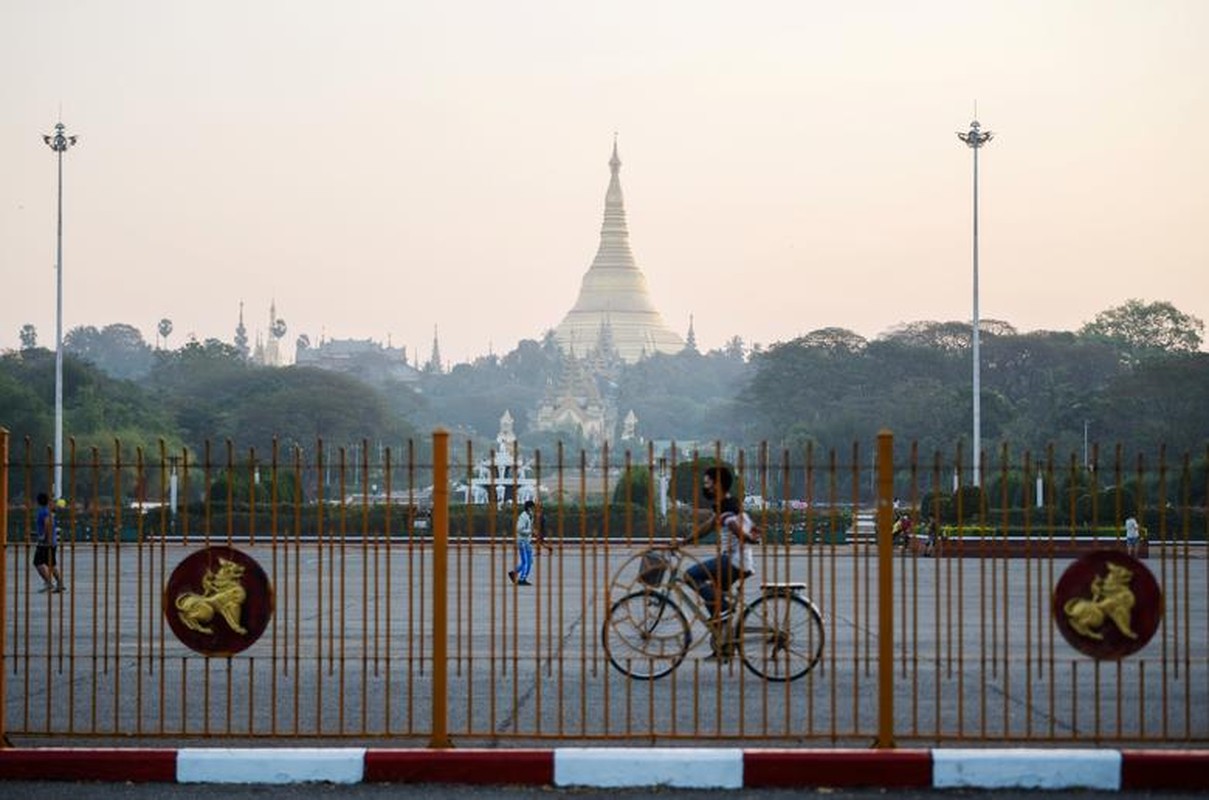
[163,546,274,656]
[1052,549,1162,659]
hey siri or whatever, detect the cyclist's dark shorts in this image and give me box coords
[33,545,57,568]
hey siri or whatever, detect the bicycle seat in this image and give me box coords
[759,582,807,597]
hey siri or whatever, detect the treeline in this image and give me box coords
[0,338,418,472]
[3,299,1208,494]
[742,307,1209,461]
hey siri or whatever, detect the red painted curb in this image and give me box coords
[744,749,932,788]
[1,746,1206,788]
[1121,750,1209,791]
[0,748,176,782]
[364,748,554,784]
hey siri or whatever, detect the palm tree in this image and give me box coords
[19,323,37,350]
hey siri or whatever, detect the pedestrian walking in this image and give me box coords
[1125,516,1141,557]
[509,499,537,586]
[33,492,67,593]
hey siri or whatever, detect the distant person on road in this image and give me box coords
[509,499,536,586]
[924,515,940,557]
[33,492,67,593]
[1125,516,1140,557]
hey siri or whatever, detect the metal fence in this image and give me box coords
[1,428,1205,746]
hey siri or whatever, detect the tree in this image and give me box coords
[64,323,154,380]
[882,319,1015,352]
[795,327,868,355]
[228,366,409,456]
[147,338,249,445]
[612,465,653,506]
[19,324,37,350]
[0,361,51,445]
[614,350,751,441]
[1100,353,1209,454]
[719,336,746,360]
[0,348,176,475]
[1078,299,1204,363]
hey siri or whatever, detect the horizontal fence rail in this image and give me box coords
[1,429,1206,746]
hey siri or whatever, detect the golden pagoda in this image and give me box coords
[553,139,684,363]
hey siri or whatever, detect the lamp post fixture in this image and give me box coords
[43,121,78,500]
[957,119,992,487]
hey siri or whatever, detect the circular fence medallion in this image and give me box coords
[164,546,273,656]
[1052,549,1162,659]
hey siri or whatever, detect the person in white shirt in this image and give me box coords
[509,500,537,586]
[677,466,757,619]
[1125,516,1140,557]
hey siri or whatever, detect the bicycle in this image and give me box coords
[601,544,825,681]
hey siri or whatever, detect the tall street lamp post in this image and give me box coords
[957,119,992,487]
[44,122,77,499]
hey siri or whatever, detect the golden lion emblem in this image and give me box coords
[1063,562,1137,641]
[175,557,248,635]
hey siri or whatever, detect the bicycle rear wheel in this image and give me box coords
[602,590,691,680]
[737,593,824,681]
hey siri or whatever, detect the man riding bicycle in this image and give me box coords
[675,465,759,625]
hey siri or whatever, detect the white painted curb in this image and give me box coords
[554,747,743,788]
[177,747,367,784]
[933,748,1121,790]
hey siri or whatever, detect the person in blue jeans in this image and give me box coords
[508,500,536,586]
[677,466,757,621]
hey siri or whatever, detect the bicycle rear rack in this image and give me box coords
[759,582,807,597]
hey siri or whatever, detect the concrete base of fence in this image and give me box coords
[177,747,366,784]
[555,747,743,788]
[933,748,1121,790]
[0,747,1207,790]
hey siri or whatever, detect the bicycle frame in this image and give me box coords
[642,546,752,655]
[604,544,826,681]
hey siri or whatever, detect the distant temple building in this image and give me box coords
[250,299,287,367]
[535,349,609,444]
[295,335,420,388]
[553,139,684,363]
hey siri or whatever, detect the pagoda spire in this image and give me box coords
[553,138,683,363]
[684,313,698,354]
[234,300,249,358]
[426,324,443,374]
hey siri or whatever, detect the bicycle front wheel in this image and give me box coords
[737,593,824,681]
[602,590,691,680]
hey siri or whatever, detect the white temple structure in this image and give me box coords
[553,139,684,363]
[465,411,538,506]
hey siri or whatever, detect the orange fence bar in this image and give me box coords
[876,429,894,748]
[1,427,7,746]
[430,429,450,748]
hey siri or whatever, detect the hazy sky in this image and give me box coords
[2,1,1206,365]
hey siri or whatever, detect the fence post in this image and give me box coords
[875,428,895,748]
[0,428,8,747]
[429,428,452,748]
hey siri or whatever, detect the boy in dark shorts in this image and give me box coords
[33,492,66,593]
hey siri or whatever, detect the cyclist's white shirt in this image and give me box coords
[719,511,757,575]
